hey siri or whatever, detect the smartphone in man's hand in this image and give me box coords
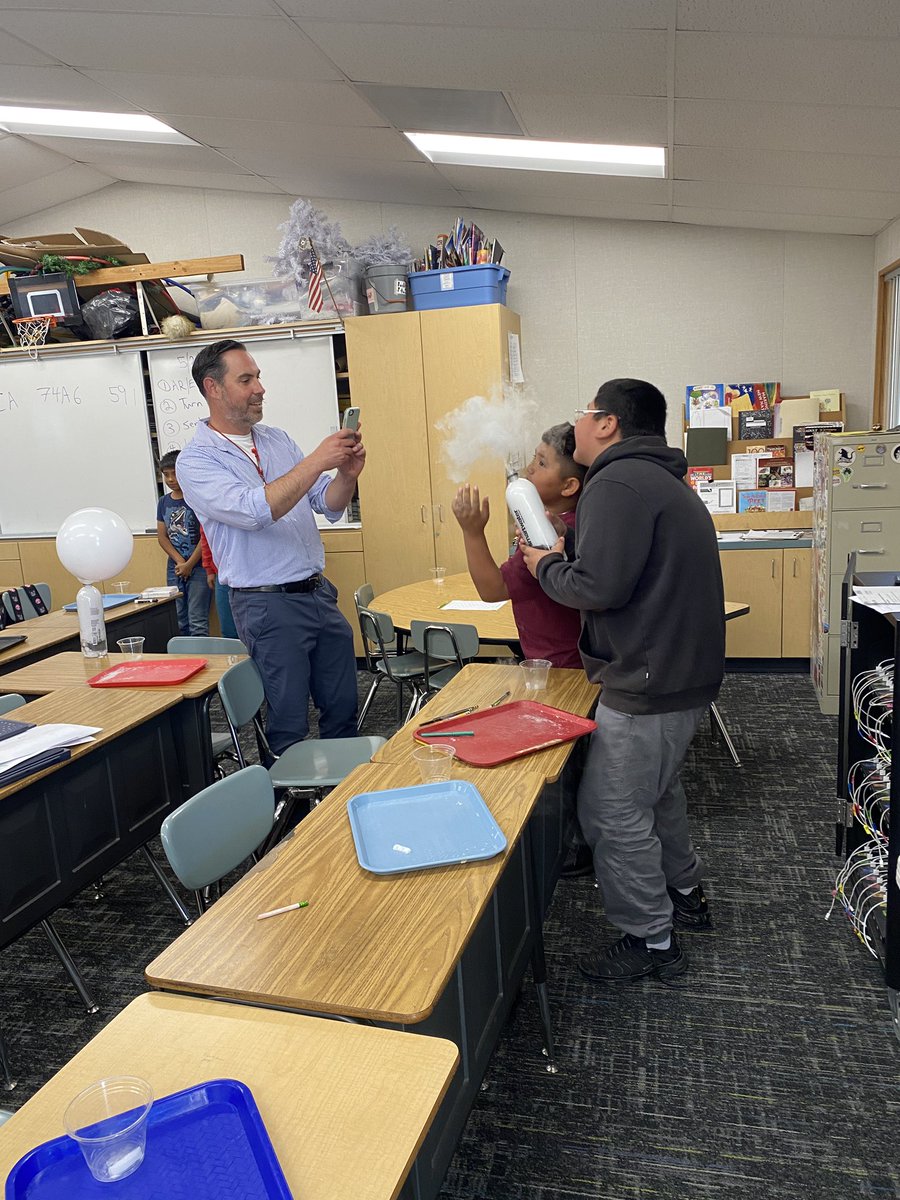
[341,407,360,431]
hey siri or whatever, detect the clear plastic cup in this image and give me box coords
[412,744,455,783]
[64,1076,153,1183]
[430,566,446,586]
[520,658,552,692]
[116,637,145,660]
[112,582,132,594]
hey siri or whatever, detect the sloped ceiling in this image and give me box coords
[1,0,899,234]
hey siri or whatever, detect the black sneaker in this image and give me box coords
[560,844,595,879]
[578,932,687,984]
[668,884,712,930]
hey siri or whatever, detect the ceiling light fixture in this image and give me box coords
[0,106,197,145]
[405,131,665,178]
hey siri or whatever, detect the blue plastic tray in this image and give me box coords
[5,1078,291,1200]
[346,780,507,874]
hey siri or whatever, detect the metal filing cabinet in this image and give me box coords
[812,431,900,714]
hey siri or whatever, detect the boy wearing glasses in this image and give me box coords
[521,379,725,983]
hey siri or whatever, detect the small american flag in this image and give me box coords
[306,250,324,313]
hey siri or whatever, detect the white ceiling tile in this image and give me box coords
[676,31,900,107]
[0,163,113,225]
[284,0,669,29]
[675,144,900,194]
[678,0,900,39]
[0,11,342,79]
[672,206,884,235]
[83,72,381,124]
[0,135,71,183]
[103,165,286,193]
[267,160,463,205]
[0,65,141,110]
[162,118,416,164]
[436,164,669,204]
[0,27,58,66]
[456,191,670,222]
[355,85,521,137]
[0,0,276,10]
[508,92,667,143]
[675,98,900,158]
[300,23,668,95]
[674,178,900,221]
[23,135,249,173]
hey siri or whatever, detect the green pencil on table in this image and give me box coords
[418,730,475,737]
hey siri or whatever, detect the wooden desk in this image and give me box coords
[0,994,458,1200]
[147,759,546,1200]
[0,599,178,674]
[373,662,598,782]
[0,653,245,797]
[373,573,516,645]
[374,574,751,643]
[1,688,183,952]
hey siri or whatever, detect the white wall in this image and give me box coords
[5,183,876,439]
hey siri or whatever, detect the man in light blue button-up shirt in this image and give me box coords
[178,339,365,754]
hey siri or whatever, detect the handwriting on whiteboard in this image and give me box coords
[0,384,142,413]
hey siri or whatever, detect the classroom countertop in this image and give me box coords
[717,534,812,550]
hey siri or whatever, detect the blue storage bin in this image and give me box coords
[408,264,509,311]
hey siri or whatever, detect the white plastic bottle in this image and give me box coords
[75,583,108,657]
[505,476,559,549]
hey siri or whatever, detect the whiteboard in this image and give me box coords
[147,334,344,525]
[0,350,159,536]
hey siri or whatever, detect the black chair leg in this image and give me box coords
[40,919,99,1015]
[141,845,193,926]
[0,1027,15,1091]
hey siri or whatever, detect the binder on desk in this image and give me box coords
[0,746,71,787]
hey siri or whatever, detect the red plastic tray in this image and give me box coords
[413,700,595,766]
[88,657,208,687]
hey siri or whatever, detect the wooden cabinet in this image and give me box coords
[345,305,519,595]
[782,547,812,657]
[321,529,366,655]
[719,546,812,658]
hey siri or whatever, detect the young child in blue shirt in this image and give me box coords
[156,450,210,636]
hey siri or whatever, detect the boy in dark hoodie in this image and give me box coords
[521,378,725,983]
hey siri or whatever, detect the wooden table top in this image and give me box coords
[0,993,458,1200]
[374,573,748,640]
[146,759,546,1022]
[0,599,176,669]
[0,652,244,698]
[372,662,598,782]
[0,687,182,803]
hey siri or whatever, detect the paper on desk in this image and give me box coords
[743,529,804,540]
[0,723,100,769]
[852,587,900,614]
[439,600,509,611]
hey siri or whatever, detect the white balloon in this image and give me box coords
[56,509,134,584]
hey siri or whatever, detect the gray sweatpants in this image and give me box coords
[577,704,706,941]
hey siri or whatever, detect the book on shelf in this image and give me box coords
[809,388,842,412]
[696,480,736,514]
[685,427,728,466]
[792,420,845,487]
[756,457,794,489]
[731,452,760,491]
[738,490,768,513]
[687,466,714,489]
[738,409,775,440]
[685,383,725,424]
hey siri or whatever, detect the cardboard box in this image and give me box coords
[0,228,142,268]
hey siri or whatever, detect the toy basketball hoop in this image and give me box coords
[13,314,56,358]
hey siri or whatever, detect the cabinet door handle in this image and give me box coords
[421,505,428,523]
[792,558,798,578]
[851,482,887,489]
[856,547,884,555]
[438,504,445,523]
[771,559,777,578]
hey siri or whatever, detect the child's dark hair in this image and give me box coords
[159,450,180,472]
[541,422,587,485]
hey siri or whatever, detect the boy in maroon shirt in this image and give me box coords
[451,422,585,668]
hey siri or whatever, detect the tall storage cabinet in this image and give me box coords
[812,431,900,714]
[345,305,520,595]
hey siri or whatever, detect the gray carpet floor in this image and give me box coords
[2,669,899,1198]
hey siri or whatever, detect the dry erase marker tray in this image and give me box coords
[412,700,596,767]
[88,658,207,687]
[347,780,507,874]
[5,1078,291,1200]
